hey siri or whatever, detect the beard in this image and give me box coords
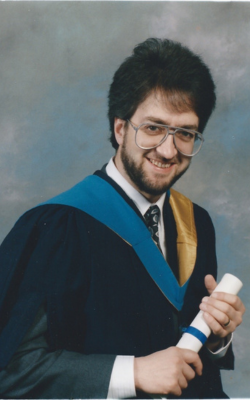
[120,138,190,197]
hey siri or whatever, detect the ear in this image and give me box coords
[114,118,126,146]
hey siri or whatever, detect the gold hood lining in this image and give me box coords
[169,189,197,286]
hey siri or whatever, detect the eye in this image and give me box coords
[144,124,165,134]
[176,129,195,141]
[147,125,160,132]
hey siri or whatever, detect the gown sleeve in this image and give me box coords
[0,304,115,399]
[0,205,116,398]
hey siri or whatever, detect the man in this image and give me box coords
[0,38,245,399]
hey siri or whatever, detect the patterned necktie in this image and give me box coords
[144,205,162,252]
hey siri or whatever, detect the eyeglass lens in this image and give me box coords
[135,124,202,156]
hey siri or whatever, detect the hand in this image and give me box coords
[199,275,245,341]
[134,346,202,396]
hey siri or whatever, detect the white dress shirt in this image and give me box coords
[106,157,167,258]
[105,157,232,399]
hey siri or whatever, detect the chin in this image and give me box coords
[143,171,185,195]
[136,178,173,196]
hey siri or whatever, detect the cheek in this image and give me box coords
[180,158,191,173]
[179,154,191,165]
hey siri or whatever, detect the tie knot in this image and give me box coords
[144,205,160,225]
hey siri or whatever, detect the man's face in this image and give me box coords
[114,91,199,203]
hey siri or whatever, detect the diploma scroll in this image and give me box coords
[176,273,243,352]
[157,273,243,400]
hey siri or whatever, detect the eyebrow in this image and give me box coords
[144,116,199,131]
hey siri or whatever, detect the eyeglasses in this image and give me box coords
[127,120,204,157]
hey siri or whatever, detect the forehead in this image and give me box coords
[132,91,199,128]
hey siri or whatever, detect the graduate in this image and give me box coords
[0,38,245,399]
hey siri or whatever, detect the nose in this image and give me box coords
[155,134,178,159]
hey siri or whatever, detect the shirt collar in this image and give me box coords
[106,157,166,216]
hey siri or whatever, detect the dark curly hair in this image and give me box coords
[108,38,216,149]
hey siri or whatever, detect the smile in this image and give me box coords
[149,158,171,169]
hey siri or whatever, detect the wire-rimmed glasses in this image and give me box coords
[128,120,204,157]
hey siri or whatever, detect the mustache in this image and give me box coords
[145,149,191,164]
[146,154,180,164]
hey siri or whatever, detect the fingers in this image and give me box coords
[211,292,246,314]
[134,347,203,396]
[182,350,203,376]
[181,362,196,382]
[204,274,217,295]
[177,375,188,392]
[171,351,201,395]
[201,309,230,337]
[200,291,245,337]
[202,292,245,322]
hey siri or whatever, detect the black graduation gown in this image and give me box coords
[0,170,233,398]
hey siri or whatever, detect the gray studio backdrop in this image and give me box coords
[0,1,249,397]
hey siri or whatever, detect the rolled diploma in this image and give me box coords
[177,273,243,352]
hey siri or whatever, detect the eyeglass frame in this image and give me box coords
[127,120,204,157]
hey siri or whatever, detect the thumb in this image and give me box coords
[204,274,217,295]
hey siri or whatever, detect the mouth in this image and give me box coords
[149,158,172,169]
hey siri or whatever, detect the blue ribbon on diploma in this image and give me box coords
[185,326,207,344]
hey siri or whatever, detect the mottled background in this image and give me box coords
[0,1,249,397]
